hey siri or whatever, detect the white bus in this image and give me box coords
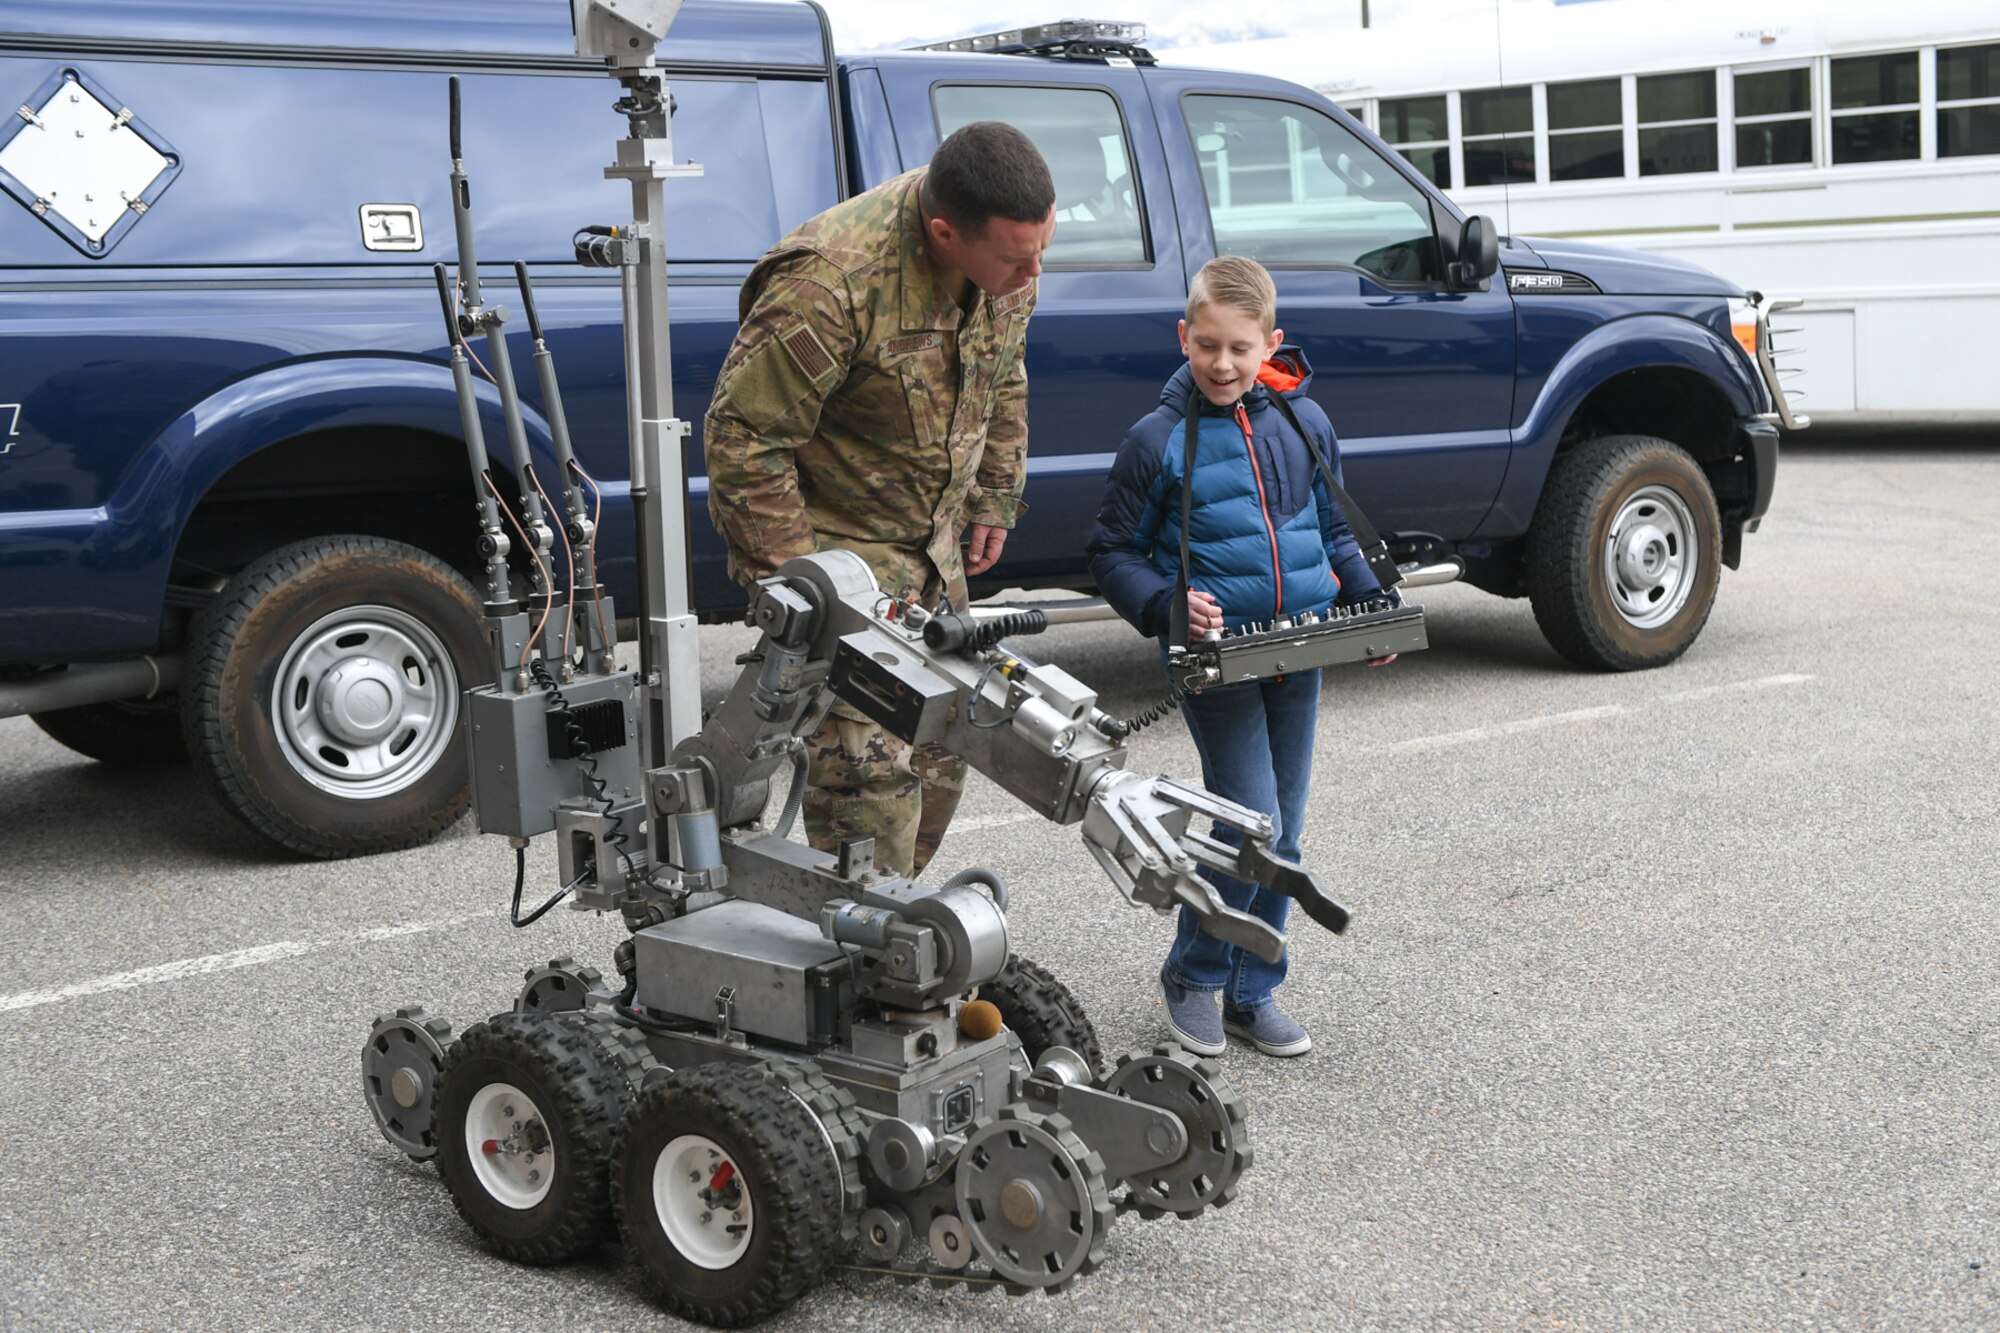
[1167,0,2000,421]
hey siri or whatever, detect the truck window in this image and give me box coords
[0,60,791,264]
[933,84,1147,266]
[1182,94,1438,283]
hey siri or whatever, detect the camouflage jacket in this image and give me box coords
[704,168,1035,607]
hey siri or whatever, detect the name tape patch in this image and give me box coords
[881,332,943,358]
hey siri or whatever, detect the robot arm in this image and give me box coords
[663,551,1349,972]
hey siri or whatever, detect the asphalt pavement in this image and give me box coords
[1,442,1995,1331]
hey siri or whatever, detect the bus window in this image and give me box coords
[1637,71,1718,175]
[1462,86,1534,186]
[1184,94,1439,282]
[1938,42,2000,158]
[1830,52,1919,163]
[1381,95,1451,188]
[1735,67,1814,168]
[1548,78,1623,180]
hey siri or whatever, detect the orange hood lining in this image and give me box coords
[1255,357,1303,393]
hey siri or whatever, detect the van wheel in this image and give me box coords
[1523,435,1721,671]
[32,695,187,764]
[181,535,485,858]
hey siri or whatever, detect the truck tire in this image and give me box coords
[180,534,485,858]
[32,696,187,764]
[1523,435,1721,671]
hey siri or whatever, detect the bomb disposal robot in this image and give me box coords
[361,2,1354,1323]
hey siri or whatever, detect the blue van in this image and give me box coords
[0,2,1794,855]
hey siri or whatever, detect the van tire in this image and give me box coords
[1524,435,1721,672]
[32,696,187,764]
[181,534,485,858]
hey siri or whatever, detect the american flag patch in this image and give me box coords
[781,324,836,382]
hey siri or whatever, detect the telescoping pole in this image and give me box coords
[604,64,704,763]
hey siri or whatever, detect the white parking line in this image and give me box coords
[1376,672,1815,755]
[4,674,1813,1015]
[0,912,486,1014]
[947,812,1042,833]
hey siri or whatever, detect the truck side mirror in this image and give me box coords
[1447,215,1499,291]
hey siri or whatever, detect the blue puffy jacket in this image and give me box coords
[1086,347,1383,642]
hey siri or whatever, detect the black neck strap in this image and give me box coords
[1169,382,1401,652]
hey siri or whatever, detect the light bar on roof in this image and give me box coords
[913,20,1148,53]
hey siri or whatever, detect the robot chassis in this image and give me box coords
[361,2,1350,1323]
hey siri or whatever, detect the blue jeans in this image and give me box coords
[1163,666,1320,1012]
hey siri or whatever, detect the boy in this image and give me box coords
[1085,256,1395,1057]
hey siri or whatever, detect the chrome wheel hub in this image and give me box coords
[1603,485,1697,630]
[273,605,457,798]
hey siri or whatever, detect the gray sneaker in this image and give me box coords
[1224,1005,1312,1057]
[1159,967,1224,1056]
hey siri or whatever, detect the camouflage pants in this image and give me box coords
[800,706,967,878]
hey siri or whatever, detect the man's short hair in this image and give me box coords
[925,122,1055,236]
[1186,255,1278,334]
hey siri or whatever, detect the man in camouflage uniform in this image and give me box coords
[705,122,1056,878]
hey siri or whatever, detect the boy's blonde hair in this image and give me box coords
[1186,255,1277,334]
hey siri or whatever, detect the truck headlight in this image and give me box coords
[1729,297,1759,362]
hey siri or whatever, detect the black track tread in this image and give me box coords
[31,696,187,764]
[1522,434,1721,672]
[614,1061,843,1327]
[768,1061,868,1241]
[432,1011,632,1266]
[982,953,1106,1076]
[557,1007,663,1091]
[179,533,480,858]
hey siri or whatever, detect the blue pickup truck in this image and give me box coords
[0,2,1797,857]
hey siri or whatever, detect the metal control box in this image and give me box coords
[466,671,643,838]
[634,898,851,1047]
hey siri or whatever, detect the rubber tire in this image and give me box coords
[433,1012,633,1266]
[32,695,186,764]
[983,953,1106,1077]
[1522,435,1722,672]
[615,1062,842,1328]
[179,534,484,858]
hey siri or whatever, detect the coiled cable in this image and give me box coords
[518,656,644,925]
[1105,675,1195,739]
[922,608,1048,655]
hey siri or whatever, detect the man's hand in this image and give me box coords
[964,523,1008,575]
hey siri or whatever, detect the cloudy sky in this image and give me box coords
[812,0,1388,55]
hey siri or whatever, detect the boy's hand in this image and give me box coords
[1187,588,1223,636]
[1365,653,1398,666]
